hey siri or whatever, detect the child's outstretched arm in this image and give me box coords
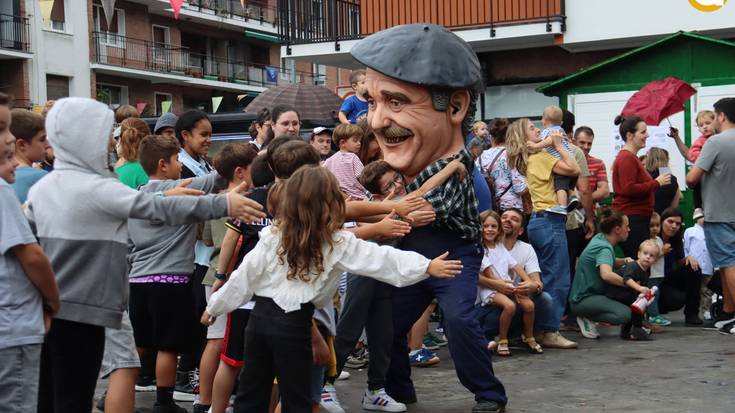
[625,278,650,295]
[349,210,411,240]
[345,195,428,220]
[410,159,467,198]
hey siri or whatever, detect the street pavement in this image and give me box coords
[95,310,735,412]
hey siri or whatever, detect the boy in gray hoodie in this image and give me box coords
[25,97,265,413]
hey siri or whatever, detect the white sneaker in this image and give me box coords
[338,370,350,380]
[362,388,407,412]
[576,316,600,339]
[320,383,345,413]
[714,317,735,329]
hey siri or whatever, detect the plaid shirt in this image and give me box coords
[405,148,480,241]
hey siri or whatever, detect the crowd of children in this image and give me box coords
[0,83,733,413]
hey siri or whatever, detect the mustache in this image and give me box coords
[377,125,414,139]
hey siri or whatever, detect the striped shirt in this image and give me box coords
[541,125,573,158]
[323,151,368,200]
[586,155,607,192]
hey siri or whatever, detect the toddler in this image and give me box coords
[338,69,368,124]
[528,105,578,214]
[323,123,368,200]
[689,110,715,209]
[606,240,659,340]
[477,211,541,356]
[646,213,670,326]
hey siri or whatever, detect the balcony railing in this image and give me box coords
[187,0,278,25]
[92,32,323,86]
[279,0,566,46]
[0,13,31,52]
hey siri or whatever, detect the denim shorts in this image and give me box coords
[100,311,141,378]
[704,222,735,268]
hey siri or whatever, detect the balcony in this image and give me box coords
[91,32,323,92]
[188,0,277,26]
[279,0,566,66]
[0,13,32,59]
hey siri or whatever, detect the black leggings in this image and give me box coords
[179,264,208,372]
[37,319,105,413]
[620,214,651,260]
[234,297,315,413]
[659,264,702,318]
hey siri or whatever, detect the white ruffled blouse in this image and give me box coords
[207,226,431,315]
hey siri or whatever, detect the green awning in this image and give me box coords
[245,30,279,43]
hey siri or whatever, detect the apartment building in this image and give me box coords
[1,0,350,114]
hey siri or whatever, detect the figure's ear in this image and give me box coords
[448,90,470,126]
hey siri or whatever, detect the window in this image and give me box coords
[312,64,326,86]
[152,25,171,64]
[46,75,70,100]
[93,5,125,47]
[96,83,129,107]
[40,0,67,31]
[154,92,173,116]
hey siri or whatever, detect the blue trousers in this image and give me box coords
[475,292,556,339]
[527,212,569,331]
[386,226,507,404]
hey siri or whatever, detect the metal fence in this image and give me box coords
[279,0,566,45]
[188,0,278,25]
[0,13,30,52]
[92,32,324,86]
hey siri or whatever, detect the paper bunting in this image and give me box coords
[212,96,223,113]
[135,102,147,115]
[161,100,172,114]
[101,0,116,29]
[170,0,183,19]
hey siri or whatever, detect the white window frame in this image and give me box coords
[151,25,171,64]
[93,5,126,48]
[154,92,173,116]
[97,82,129,107]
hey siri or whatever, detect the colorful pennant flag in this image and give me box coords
[135,102,147,115]
[265,66,278,83]
[170,0,183,19]
[101,0,117,29]
[212,96,223,113]
[161,100,172,114]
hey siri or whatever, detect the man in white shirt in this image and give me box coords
[475,208,558,341]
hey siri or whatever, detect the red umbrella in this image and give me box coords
[621,77,696,126]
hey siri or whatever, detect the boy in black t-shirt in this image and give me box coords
[606,240,660,340]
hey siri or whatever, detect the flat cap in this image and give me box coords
[351,24,482,91]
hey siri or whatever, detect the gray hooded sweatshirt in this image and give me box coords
[26,98,230,329]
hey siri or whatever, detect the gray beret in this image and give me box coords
[351,24,483,91]
[154,112,178,134]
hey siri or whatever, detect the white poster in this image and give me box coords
[610,125,675,159]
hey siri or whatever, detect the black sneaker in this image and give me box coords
[685,315,704,326]
[153,402,187,413]
[625,326,653,341]
[135,375,156,392]
[567,196,580,212]
[472,400,506,413]
[173,369,199,402]
[718,319,735,335]
[192,403,211,413]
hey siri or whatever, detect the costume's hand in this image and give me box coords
[394,195,429,218]
[229,193,266,223]
[200,310,215,326]
[406,210,436,227]
[685,256,700,272]
[427,252,462,278]
[312,332,330,366]
[164,178,205,197]
[374,210,411,238]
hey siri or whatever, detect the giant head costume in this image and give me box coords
[351,24,483,180]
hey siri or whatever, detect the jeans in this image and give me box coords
[234,297,314,413]
[334,273,394,391]
[476,292,556,339]
[527,212,570,331]
[386,226,507,405]
[38,319,105,413]
[0,344,41,413]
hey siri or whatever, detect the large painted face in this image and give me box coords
[365,69,461,180]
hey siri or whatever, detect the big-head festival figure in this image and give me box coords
[352,24,508,413]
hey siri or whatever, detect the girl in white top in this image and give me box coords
[478,211,542,356]
[204,166,461,412]
[647,212,671,326]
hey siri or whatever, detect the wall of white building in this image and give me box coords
[564,0,734,49]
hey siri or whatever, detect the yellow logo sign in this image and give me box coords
[689,0,728,12]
